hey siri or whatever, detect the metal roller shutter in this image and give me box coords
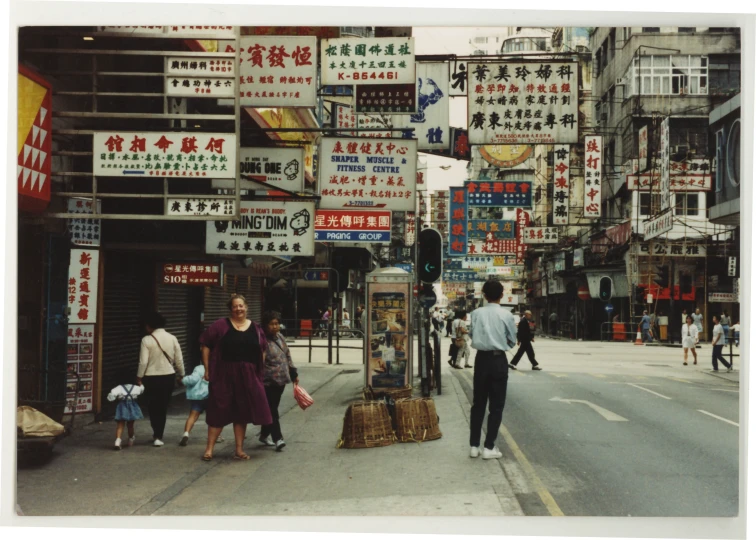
[157,285,202,373]
[203,275,264,328]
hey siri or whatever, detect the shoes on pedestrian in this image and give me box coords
[128,436,136,447]
[259,435,275,447]
[179,434,189,446]
[448,359,454,367]
[114,438,122,451]
[508,363,517,370]
[465,364,473,368]
[683,362,688,366]
[275,439,286,452]
[532,366,542,371]
[216,436,225,443]
[710,369,719,372]
[482,446,503,460]
[469,446,480,458]
[153,439,164,447]
[453,364,463,370]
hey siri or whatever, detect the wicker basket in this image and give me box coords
[337,401,397,449]
[394,398,442,443]
[362,385,413,401]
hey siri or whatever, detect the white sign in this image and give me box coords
[206,201,315,256]
[318,137,417,211]
[584,135,602,218]
[553,144,570,225]
[165,56,235,77]
[93,132,236,178]
[68,198,101,247]
[356,113,394,138]
[467,62,579,145]
[391,62,450,150]
[639,125,649,171]
[166,198,235,216]
[728,256,737,277]
[626,174,712,191]
[638,242,707,257]
[321,37,415,86]
[166,76,235,98]
[501,294,520,306]
[238,147,305,191]
[461,255,518,269]
[484,266,520,277]
[643,209,674,240]
[449,61,468,96]
[99,26,236,38]
[660,117,671,211]
[239,36,317,107]
[523,227,560,244]
[68,249,99,324]
[708,292,738,303]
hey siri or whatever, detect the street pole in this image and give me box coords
[669,259,675,343]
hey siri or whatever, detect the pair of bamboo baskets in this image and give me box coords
[338,386,442,449]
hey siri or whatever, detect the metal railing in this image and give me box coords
[279,319,365,365]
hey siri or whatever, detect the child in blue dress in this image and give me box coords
[178,364,210,446]
[107,383,144,450]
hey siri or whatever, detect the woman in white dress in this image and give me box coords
[681,314,699,366]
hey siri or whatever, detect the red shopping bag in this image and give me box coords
[293,383,314,410]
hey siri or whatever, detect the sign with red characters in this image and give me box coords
[161,263,223,286]
[68,250,99,324]
[65,324,95,414]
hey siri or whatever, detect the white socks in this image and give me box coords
[183,431,189,437]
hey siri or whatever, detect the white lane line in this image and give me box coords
[711,388,739,393]
[698,409,739,427]
[549,397,629,422]
[626,383,672,400]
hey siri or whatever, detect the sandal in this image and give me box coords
[683,362,688,365]
[201,454,213,461]
[233,453,251,460]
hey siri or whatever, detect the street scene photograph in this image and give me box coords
[6,4,750,536]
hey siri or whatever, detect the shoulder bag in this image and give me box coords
[150,334,176,370]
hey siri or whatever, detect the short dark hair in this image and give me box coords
[482,280,503,301]
[261,311,281,327]
[713,314,721,322]
[145,311,166,329]
[457,310,467,318]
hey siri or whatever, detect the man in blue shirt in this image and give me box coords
[468,280,518,460]
[640,310,652,343]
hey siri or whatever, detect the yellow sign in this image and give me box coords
[478,145,533,168]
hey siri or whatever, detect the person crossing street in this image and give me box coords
[509,310,541,371]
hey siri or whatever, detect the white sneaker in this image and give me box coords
[482,446,503,460]
[275,439,286,452]
[127,436,136,447]
[153,439,164,447]
[114,438,122,451]
[469,446,480,458]
[258,435,275,447]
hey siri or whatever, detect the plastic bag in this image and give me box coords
[293,384,314,410]
[17,406,65,438]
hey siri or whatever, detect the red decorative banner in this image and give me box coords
[18,65,52,212]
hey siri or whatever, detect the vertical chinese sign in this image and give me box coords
[320,37,415,85]
[68,198,102,246]
[552,144,570,225]
[66,324,95,414]
[515,208,531,263]
[68,249,99,324]
[18,66,52,213]
[392,62,450,150]
[449,61,468,96]
[660,117,671,211]
[449,187,468,257]
[583,136,602,218]
[639,125,649,172]
[239,36,317,107]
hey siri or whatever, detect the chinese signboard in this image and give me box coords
[660,117,671,211]
[356,113,394,138]
[450,128,471,160]
[355,83,416,113]
[639,125,649,172]
[449,187,468,256]
[708,292,738,303]
[467,62,579,145]
[478,144,533,167]
[68,249,99,324]
[449,61,467,96]
[391,62,450,150]
[367,281,411,389]
[626,174,712,191]
[643,209,674,240]
[416,155,428,191]
[93,132,236,178]
[166,56,234,77]
[457,255,518,269]
[485,266,522,277]
[65,324,95,414]
[321,37,415,85]
[443,270,477,282]
[313,209,391,243]
[522,227,560,244]
[206,200,315,256]
[239,146,305,191]
[318,137,417,211]
[583,135,602,218]
[165,76,235,98]
[166,198,235,217]
[465,180,533,207]
[637,242,706,257]
[161,262,222,286]
[591,220,632,253]
[404,211,416,245]
[239,36,317,107]
[515,208,531,263]
[468,220,515,239]
[68,198,101,246]
[18,65,52,212]
[552,144,570,225]
[468,239,518,255]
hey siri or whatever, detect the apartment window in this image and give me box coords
[678,27,696,33]
[709,27,739,33]
[709,55,741,95]
[639,193,661,216]
[674,193,700,216]
[642,27,661,33]
[630,55,708,96]
[595,49,603,75]
[474,36,488,44]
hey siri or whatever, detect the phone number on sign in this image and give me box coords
[337,72,401,81]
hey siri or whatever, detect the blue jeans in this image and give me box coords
[642,328,652,342]
[712,345,732,370]
[722,324,730,345]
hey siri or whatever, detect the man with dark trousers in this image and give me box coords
[509,310,542,371]
[468,280,517,460]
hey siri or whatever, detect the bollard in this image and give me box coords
[336,324,340,365]
[308,331,312,364]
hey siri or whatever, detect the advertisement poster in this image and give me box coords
[367,283,410,389]
[161,262,222,286]
[67,198,101,246]
[583,135,602,218]
[65,324,95,414]
[391,62,450,150]
[321,37,415,85]
[239,146,305,192]
[68,249,99,324]
[206,200,315,256]
[313,209,391,243]
[552,144,570,225]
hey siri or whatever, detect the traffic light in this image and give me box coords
[654,265,670,289]
[417,228,443,284]
[599,276,613,302]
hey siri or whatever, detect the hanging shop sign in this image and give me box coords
[355,83,416,114]
[637,242,706,257]
[639,125,649,172]
[206,200,315,256]
[464,180,533,208]
[416,155,428,191]
[238,146,305,191]
[626,174,712,191]
[166,57,234,77]
[467,239,518,256]
[65,324,95,414]
[478,144,533,167]
[93,132,236,178]
[484,266,522,277]
[404,211,416,245]
[552,144,570,225]
[467,61,579,145]
[443,270,477,282]
[18,65,52,213]
[449,61,468,96]
[391,62,450,150]
[165,76,235,98]
[321,37,415,85]
[67,198,101,247]
[448,186,468,257]
[68,249,99,324]
[239,36,317,107]
[583,135,602,218]
[356,113,394,138]
[166,198,235,217]
[333,103,357,135]
[515,208,531,263]
[313,209,392,243]
[160,262,223,286]
[99,26,236,38]
[460,255,518,269]
[660,117,671,211]
[643,209,674,240]
[318,137,417,211]
[522,227,560,244]
[501,294,521,306]
[467,220,516,240]
[450,128,471,160]
[708,292,738,303]
[591,220,632,253]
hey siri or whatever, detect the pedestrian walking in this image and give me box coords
[178,364,223,447]
[199,294,272,461]
[467,281,517,460]
[732,321,740,347]
[451,311,471,369]
[259,311,299,452]
[639,310,653,343]
[107,382,144,450]
[720,311,731,345]
[549,310,558,336]
[137,311,185,448]
[359,304,366,333]
[692,308,704,334]
[711,315,733,372]
[446,310,454,337]
[681,309,688,325]
[431,308,441,332]
[681,315,699,366]
[509,310,541,371]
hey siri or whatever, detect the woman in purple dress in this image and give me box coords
[200,294,271,461]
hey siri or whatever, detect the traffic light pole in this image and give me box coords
[669,259,675,343]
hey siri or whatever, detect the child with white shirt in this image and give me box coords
[107,383,144,450]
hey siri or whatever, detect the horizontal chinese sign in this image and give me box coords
[166,77,235,98]
[522,227,560,244]
[318,137,417,211]
[313,209,391,243]
[239,36,317,107]
[465,181,532,207]
[626,174,712,191]
[468,62,579,145]
[443,270,477,282]
[456,255,518,269]
[206,200,315,256]
[94,132,236,178]
[65,324,95,414]
[68,249,99,324]
[165,57,234,77]
[161,262,222,286]
[355,83,416,113]
[239,146,305,191]
[484,266,521,277]
[321,37,415,85]
[356,114,394,138]
[637,242,706,257]
[643,209,674,240]
[467,239,518,255]
[166,198,235,217]
[68,198,101,247]
[468,220,516,239]
[708,292,738,303]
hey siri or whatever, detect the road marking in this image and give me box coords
[711,388,739,393]
[589,373,608,379]
[549,397,628,422]
[666,377,692,384]
[548,373,568,378]
[626,383,672,400]
[698,409,739,427]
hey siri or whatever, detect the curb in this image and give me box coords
[702,369,739,384]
